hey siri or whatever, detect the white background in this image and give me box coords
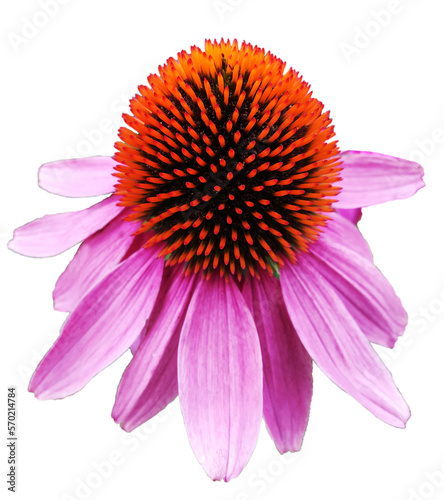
[2,1,444,499]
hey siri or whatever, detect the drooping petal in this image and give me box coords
[8,195,122,258]
[311,221,407,347]
[322,211,372,260]
[337,208,362,225]
[53,210,139,312]
[243,272,313,454]
[29,245,164,400]
[178,275,263,481]
[112,267,197,432]
[38,156,117,197]
[335,151,424,209]
[281,256,410,428]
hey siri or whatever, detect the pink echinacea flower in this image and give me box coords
[8,39,425,481]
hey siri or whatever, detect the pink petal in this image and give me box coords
[311,221,407,348]
[336,150,425,209]
[38,156,117,197]
[8,195,122,258]
[321,212,372,261]
[243,272,313,454]
[29,245,164,400]
[178,275,263,481]
[281,256,410,428]
[53,210,139,312]
[112,268,197,432]
[337,208,362,225]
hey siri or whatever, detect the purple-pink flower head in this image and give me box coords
[8,39,425,481]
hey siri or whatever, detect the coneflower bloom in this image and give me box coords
[9,39,424,481]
